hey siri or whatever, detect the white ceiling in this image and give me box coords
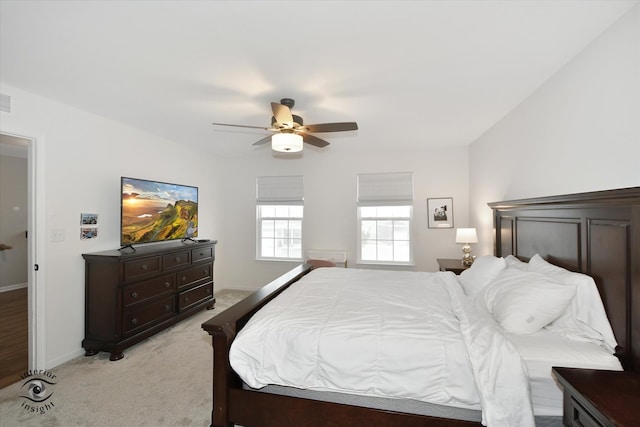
[1,0,636,158]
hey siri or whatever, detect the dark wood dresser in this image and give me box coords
[82,240,217,361]
[552,367,640,426]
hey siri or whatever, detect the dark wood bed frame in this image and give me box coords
[202,186,639,427]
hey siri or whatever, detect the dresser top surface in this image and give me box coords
[82,240,217,259]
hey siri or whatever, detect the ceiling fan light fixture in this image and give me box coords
[271,133,303,153]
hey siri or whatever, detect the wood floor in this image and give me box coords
[0,287,28,389]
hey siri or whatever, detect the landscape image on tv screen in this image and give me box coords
[121,177,198,245]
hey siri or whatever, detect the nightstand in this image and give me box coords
[552,367,640,427]
[437,258,469,275]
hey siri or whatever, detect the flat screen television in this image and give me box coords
[120,177,198,246]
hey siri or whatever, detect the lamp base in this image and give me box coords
[462,254,475,267]
[461,244,475,267]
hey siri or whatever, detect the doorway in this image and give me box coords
[0,133,33,387]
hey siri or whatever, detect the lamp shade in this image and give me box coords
[456,228,478,244]
[272,133,303,153]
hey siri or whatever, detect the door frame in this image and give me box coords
[0,125,46,370]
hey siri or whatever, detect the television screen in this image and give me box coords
[120,177,198,245]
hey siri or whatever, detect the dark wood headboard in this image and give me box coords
[489,187,640,372]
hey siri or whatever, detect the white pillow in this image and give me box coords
[458,255,507,297]
[504,254,528,271]
[476,269,576,335]
[527,254,618,352]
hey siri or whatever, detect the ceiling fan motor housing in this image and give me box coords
[280,98,295,108]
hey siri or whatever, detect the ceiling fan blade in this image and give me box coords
[212,122,270,130]
[301,133,330,148]
[271,102,294,125]
[252,135,272,146]
[303,122,358,133]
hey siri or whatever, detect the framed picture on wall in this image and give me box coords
[81,227,98,239]
[427,197,453,228]
[80,213,98,225]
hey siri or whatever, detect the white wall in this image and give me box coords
[217,145,470,290]
[0,84,225,368]
[469,5,640,255]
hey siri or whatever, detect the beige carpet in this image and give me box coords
[0,289,251,427]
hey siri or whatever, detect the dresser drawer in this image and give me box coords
[122,296,175,337]
[177,263,213,290]
[122,273,175,308]
[162,250,190,269]
[178,282,213,311]
[123,256,161,280]
[192,246,213,263]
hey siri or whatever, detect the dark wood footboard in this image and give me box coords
[201,263,313,427]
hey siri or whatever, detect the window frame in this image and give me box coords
[256,204,304,262]
[357,204,414,266]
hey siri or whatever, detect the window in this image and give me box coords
[359,206,411,263]
[257,205,303,259]
[256,176,303,261]
[357,172,413,265]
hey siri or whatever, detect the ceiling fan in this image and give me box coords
[212,98,358,152]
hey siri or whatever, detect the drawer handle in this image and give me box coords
[131,318,138,325]
[184,297,190,303]
[203,269,209,275]
[131,292,138,298]
[175,256,181,262]
[164,304,171,311]
[140,264,148,271]
[207,288,211,294]
[164,282,171,288]
[181,276,187,282]
[200,252,205,257]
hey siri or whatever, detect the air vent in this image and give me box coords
[0,94,10,113]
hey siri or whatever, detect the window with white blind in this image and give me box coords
[357,172,413,265]
[256,176,304,261]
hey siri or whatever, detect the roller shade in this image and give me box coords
[256,175,304,204]
[357,172,413,204]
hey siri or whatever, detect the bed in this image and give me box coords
[202,186,640,427]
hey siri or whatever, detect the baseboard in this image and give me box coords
[47,348,85,370]
[0,282,28,293]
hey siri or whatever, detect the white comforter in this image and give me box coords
[230,268,534,427]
